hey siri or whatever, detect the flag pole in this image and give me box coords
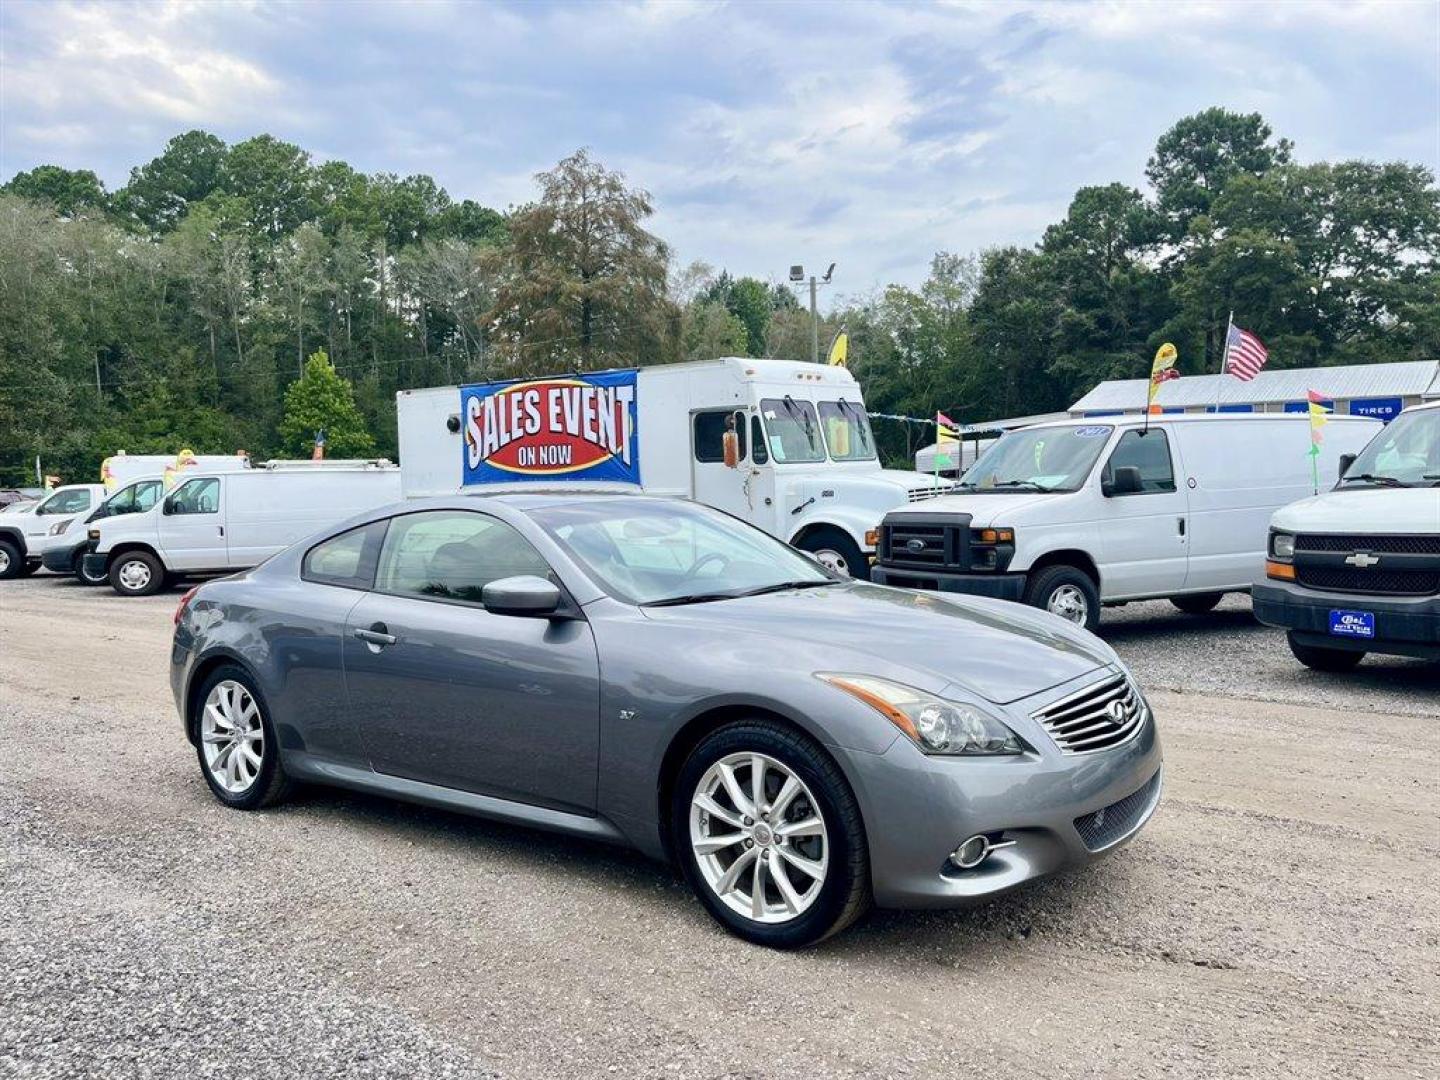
[1214,310,1233,413]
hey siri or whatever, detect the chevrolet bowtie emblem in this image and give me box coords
[1344,552,1380,569]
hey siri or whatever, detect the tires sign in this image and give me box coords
[460,370,640,486]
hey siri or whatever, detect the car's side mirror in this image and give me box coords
[1338,453,1357,480]
[482,575,563,618]
[1103,465,1143,496]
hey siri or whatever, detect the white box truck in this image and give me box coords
[396,358,952,577]
[871,412,1382,630]
[84,459,401,596]
[1254,400,1440,670]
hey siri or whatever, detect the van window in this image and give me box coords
[1104,430,1176,493]
[759,398,826,463]
[693,410,746,463]
[817,400,877,461]
[37,489,91,515]
[167,477,220,515]
[750,416,768,464]
[303,521,387,589]
[376,511,553,604]
[104,480,162,517]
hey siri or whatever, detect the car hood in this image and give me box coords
[639,582,1112,705]
[884,490,1066,527]
[1273,487,1440,534]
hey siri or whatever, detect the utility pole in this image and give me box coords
[788,262,836,363]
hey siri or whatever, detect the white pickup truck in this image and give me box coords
[0,484,106,579]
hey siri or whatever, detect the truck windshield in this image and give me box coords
[1340,409,1439,487]
[958,425,1113,493]
[759,398,826,463]
[103,480,162,515]
[532,497,835,606]
[818,400,877,461]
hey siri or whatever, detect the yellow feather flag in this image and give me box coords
[1147,342,1179,410]
[827,329,848,367]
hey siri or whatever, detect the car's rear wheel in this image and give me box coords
[1171,592,1224,615]
[109,550,164,596]
[0,539,21,579]
[194,666,291,810]
[673,721,869,948]
[1287,632,1365,672]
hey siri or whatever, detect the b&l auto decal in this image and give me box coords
[461,369,640,485]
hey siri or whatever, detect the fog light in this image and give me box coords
[950,834,990,869]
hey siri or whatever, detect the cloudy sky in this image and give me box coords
[2,0,1436,302]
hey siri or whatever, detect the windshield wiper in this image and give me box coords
[992,479,1056,492]
[782,394,819,447]
[1340,473,1412,488]
[641,591,744,608]
[836,397,874,451]
[734,580,842,598]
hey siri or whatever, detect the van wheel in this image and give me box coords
[1171,592,1224,615]
[110,551,164,596]
[1024,565,1100,632]
[0,539,22,579]
[673,720,870,949]
[1287,633,1365,672]
[76,552,108,585]
[796,527,868,581]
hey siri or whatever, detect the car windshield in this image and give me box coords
[531,497,836,606]
[818,399,877,461]
[1340,409,1439,487]
[759,398,827,463]
[959,425,1113,493]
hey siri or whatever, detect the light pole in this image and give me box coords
[788,262,835,363]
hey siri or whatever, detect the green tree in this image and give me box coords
[221,135,317,242]
[279,349,376,458]
[113,130,228,234]
[2,165,107,217]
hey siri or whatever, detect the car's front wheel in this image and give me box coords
[673,721,870,948]
[194,666,291,810]
[1287,632,1365,672]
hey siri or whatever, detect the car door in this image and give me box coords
[690,407,776,526]
[158,476,227,570]
[1096,428,1189,598]
[341,508,602,813]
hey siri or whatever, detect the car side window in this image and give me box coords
[375,511,553,604]
[303,521,387,589]
[1104,430,1176,493]
[40,489,90,514]
[693,410,746,463]
[167,477,220,515]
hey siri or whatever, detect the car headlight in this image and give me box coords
[817,673,1024,755]
[1270,531,1295,561]
[49,519,71,536]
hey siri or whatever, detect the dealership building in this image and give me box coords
[1069,359,1439,423]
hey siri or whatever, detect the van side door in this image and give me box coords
[158,477,227,570]
[1096,428,1189,598]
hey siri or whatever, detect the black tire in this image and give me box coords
[0,538,22,580]
[192,664,291,810]
[1287,632,1365,672]
[1023,564,1101,632]
[1171,592,1224,615]
[108,550,164,596]
[76,550,107,586]
[672,720,870,949]
[795,526,869,581]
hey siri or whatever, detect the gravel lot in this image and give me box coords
[2,574,1437,1079]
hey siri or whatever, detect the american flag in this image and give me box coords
[1223,324,1269,381]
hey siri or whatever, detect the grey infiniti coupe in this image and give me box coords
[171,492,1162,948]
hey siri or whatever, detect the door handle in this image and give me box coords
[1177,517,1186,537]
[353,624,397,647]
[218,525,225,536]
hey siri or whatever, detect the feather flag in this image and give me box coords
[934,410,959,471]
[1147,342,1179,412]
[827,329,848,367]
[1306,390,1330,452]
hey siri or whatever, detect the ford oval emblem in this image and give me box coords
[905,538,927,553]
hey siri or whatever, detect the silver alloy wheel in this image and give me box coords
[200,680,264,794]
[117,558,151,592]
[1047,583,1089,625]
[812,549,851,577]
[689,751,829,924]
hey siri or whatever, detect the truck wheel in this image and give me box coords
[1171,592,1224,615]
[76,551,108,585]
[796,527,869,581]
[1287,632,1365,672]
[0,539,21,579]
[109,551,164,597]
[1024,564,1101,632]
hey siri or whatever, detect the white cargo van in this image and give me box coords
[1254,400,1439,670]
[0,484,106,579]
[85,460,401,596]
[397,359,952,577]
[872,413,1381,630]
[39,475,167,582]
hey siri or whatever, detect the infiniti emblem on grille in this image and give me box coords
[1106,700,1127,725]
[1344,552,1380,568]
[905,538,927,553]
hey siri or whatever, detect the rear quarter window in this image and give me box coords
[302,520,388,589]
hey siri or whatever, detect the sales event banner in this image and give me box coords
[461,370,640,485]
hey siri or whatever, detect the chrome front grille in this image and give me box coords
[1031,673,1146,755]
[907,483,956,502]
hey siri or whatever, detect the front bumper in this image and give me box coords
[840,682,1163,909]
[871,565,1026,602]
[41,540,85,573]
[1252,579,1440,661]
